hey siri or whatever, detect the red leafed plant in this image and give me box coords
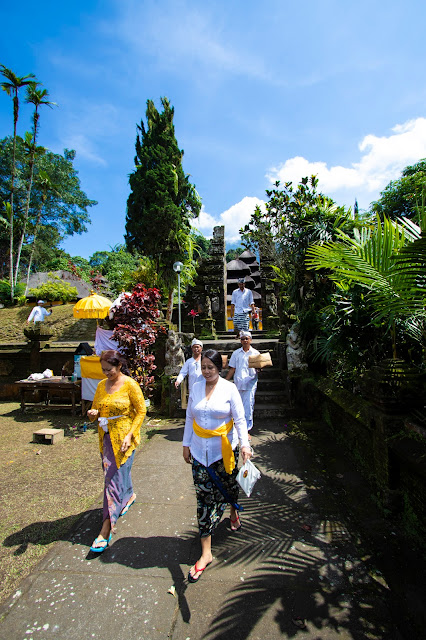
[110,284,164,397]
[188,308,199,332]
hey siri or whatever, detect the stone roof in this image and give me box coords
[24,271,92,299]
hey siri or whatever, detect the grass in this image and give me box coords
[0,402,164,606]
[0,304,97,343]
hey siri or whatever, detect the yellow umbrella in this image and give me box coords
[73,291,113,319]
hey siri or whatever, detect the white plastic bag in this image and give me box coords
[236,459,261,497]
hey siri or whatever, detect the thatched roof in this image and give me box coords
[238,250,258,264]
[226,259,250,273]
[24,271,92,299]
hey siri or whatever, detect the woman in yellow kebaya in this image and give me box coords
[87,350,146,552]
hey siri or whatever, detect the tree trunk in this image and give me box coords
[166,288,174,322]
[14,139,37,286]
[25,202,43,294]
[9,116,17,301]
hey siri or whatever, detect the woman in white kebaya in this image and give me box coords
[175,338,203,393]
[182,349,252,583]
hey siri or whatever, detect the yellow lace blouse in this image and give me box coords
[90,376,147,468]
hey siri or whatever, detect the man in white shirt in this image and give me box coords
[175,338,203,394]
[230,278,255,336]
[226,331,260,438]
[27,300,52,324]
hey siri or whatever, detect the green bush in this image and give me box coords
[0,280,26,304]
[28,280,78,303]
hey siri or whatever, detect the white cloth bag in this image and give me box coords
[236,459,261,497]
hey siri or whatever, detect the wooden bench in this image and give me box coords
[15,377,81,415]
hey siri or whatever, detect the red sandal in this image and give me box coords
[188,561,211,583]
[230,514,242,532]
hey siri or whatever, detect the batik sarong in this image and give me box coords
[191,448,240,537]
[233,312,250,333]
[101,433,135,531]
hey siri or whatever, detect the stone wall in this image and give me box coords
[290,372,426,538]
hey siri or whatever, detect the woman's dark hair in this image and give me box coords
[202,349,222,372]
[100,350,130,375]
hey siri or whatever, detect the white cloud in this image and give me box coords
[191,206,217,237]
[109,1,275,84]
[192,197,265,244]
[267,117,426,209]
[60,133,107,166]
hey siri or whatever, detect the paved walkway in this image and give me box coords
[0,418,400,640]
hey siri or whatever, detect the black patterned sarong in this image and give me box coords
[191,448,240,537]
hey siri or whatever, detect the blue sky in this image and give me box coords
[2,0,426,259]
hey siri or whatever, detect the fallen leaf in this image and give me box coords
[167,585,176,597]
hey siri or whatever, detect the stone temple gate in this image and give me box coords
[181,225,279,334]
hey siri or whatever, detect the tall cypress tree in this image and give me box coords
[125,98,201,318]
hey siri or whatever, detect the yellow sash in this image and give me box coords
[193,419,235,473]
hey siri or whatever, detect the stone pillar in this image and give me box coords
[205,226,227,331]
[181,225,227,334]
[259,240,280,333]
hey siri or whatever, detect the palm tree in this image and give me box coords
[305,215,426,359]
[14,86,56,286]
[0,65,38,299]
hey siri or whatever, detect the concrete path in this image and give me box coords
[0,418,399,640]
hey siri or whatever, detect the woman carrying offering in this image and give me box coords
[87,350,146,553]
[183,349,252,583]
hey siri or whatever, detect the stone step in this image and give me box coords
[257,378,285,391]
[256,389,288,403]
[254,404,289,418]
[256,367,283,378]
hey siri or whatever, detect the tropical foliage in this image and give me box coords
[241,176,359,342]
[0,65,96,300]
[371,159,426,222]
[110,284,164,396]
[305,207,426,384]
[28,277,78,303]
[0,136,96,284]
[0,64,38,299]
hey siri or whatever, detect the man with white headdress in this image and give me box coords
[27,300,52,324]
[175,338,203,394]
[231,277,255,337]
[226,331,260,439]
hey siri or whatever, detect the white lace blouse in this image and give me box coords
[183,376,250,467]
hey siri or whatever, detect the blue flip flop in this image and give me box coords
[90,533,112,553]
[119,495,136,518]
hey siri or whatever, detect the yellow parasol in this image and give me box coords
[73,291,113,319]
